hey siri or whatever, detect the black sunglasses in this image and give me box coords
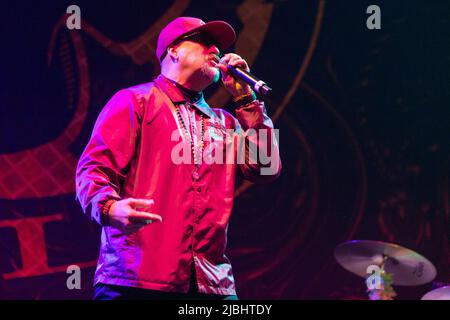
[161,32,223,61]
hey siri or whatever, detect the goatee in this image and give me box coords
[200,63,220,84]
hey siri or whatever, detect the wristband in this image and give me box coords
[101,199,116,226]
[231,91,257,109]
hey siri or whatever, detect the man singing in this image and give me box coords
[76,16,281,300]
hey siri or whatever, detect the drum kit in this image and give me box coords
[334,240,449,300]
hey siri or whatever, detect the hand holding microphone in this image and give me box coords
[214,53,272,97]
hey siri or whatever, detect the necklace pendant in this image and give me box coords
[192,170,200,181]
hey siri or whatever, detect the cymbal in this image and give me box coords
[421,286,450,300]
[334,240,436,286]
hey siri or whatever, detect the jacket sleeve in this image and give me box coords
[234,99,281,183]
[75,89,142,225]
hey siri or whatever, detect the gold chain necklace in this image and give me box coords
[175,104,204,168]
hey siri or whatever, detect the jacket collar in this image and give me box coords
[154,74,217,119]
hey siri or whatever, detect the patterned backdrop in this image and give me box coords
[0,0,448,299]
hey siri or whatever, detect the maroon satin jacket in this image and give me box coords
[75,75,281,295]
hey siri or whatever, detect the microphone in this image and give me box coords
[216,59,272,96]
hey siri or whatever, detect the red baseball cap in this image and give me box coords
[156,17,236,62]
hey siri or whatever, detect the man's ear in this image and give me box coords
[167,46,179,62]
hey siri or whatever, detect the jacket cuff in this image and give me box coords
[234,100,266,131]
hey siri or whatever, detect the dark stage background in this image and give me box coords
[0,0,448,299]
